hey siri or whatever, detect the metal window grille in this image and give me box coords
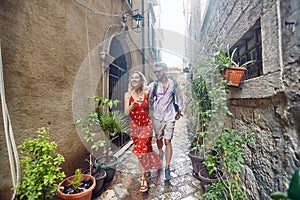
[231,20,262,80]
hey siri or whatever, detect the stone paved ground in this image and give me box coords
[93,117,204,200]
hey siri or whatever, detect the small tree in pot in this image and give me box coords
[75,96,129,185]
[187,74,213,179]
[14,127,66,200]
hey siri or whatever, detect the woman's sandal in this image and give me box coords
[140,178,148,192]
[145,171,151,177]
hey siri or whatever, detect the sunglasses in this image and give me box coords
[154,69,164,74]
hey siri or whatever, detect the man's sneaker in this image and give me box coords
[165,168,171,181]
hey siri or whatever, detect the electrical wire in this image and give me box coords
[73,0,122,17]
[72,0,151,21]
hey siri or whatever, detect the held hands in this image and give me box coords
[175,111,183,120]
[133,98,143,106]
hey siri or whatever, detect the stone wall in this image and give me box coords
[0,0,149,199]
[281,0,300,134]
[189,0,300,199]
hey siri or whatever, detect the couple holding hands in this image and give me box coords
[124,62,183,192]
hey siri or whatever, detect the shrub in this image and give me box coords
[15,127,66,200]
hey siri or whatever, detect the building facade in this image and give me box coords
[0,0,161,199]
[185,0,299,199]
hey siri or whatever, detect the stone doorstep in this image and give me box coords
[113,140,134,158]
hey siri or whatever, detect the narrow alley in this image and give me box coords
[1,1,299,200]
[94,116,204,200]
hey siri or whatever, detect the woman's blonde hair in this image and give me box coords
[128,70,147,92]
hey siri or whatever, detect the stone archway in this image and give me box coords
[108,36,132,112]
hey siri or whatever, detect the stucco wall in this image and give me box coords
[189,0,300,199]
[0,0,146,199]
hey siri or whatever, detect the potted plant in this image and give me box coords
[82,162,107,198]
[187,46,256,199]
[75,96,129,185]
[14,127,66,200]
[212,46,254,87]
[57,168,96,200]
[200,128,255,199]
[187,67,229,180]
[187,75,212,179]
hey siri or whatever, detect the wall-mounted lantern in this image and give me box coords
[183,67,190,73]
[122,9,144,33]
[132,13,143,32]
[183,63,191,73]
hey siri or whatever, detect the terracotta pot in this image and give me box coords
[57,174,96,200]
[224,66,247,87]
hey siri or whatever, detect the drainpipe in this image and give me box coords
[142,0,145,74]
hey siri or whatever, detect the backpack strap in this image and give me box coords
[168,77,179,112]
[153,81,158,101]
[167,76,178,95]
[151,78,179,111]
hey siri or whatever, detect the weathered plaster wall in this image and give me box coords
[191,0,300,199]
[0,0,144,199]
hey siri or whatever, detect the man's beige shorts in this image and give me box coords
[152,119,175,140]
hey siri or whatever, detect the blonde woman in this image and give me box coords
[124,71,162,192]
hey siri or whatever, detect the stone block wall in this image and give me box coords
[189,0,300,199]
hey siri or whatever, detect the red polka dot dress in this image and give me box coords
[129,93,162,171]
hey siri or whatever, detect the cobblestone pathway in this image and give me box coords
[93,117,204,200]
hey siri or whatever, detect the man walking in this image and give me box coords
[148,62,183,180]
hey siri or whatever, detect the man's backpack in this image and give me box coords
[151,77,179,112]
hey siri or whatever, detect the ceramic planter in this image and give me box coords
[188,151,205,179]
[83,168,107,198]
[224,66,247,87]
[92,168,106,197]
[57,174,96,200]
[188,149,220,180]
[94,155,119,184]
[198,168,224,190]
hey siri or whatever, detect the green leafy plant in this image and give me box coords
[270,168,300,200]
[187,45,256,199]
[216,129,255,175]
[202,180,248,200]
[189,75,212,156]
[67,168,82,190]
[212,45,254,70]
[14,127,66,200]
[202,128,255,199]
[203,149,220,175]
[75,96,129,155]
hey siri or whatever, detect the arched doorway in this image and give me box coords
[108,37,130,112]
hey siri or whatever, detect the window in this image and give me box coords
[148,7,157,58]
[231,19,262,80]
